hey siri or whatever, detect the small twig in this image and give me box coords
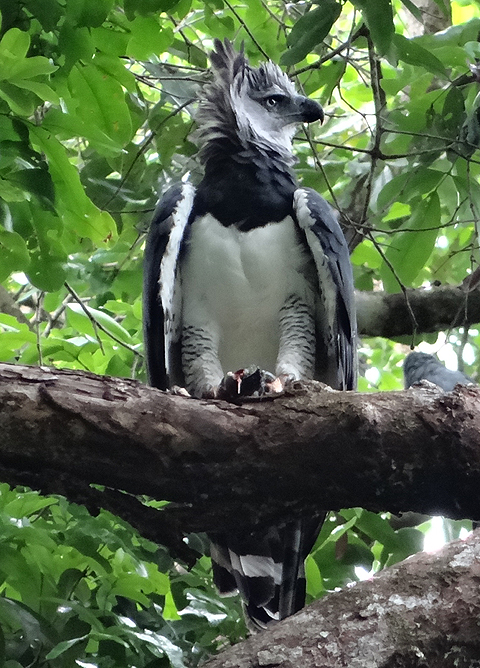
[360,35,385,228]
[260,0,286,27]
[133,72,205,86]
[35,292,44,365]
[462,265,480,292]
[301,125,341,210]
[101,97,195,210]
[168,14,201,53]
[457,326,469,373]
[64,282,143,358]
[43,292,73,338]
[366,230,419,345]
[64,283,105,354]
[466,159,480,257]
[102,232,144,288]
[223,0,270,59]
[292,25,367,76]
[13,284,28,302]
[310,137,454,161]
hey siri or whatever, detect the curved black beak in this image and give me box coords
[299,97,324,124]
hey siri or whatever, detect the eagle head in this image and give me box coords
[196,39,324,161]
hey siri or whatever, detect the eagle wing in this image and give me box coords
[143,182,195,389]
[294,187,357,390]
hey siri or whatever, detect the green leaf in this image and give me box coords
[9,168,55,204]
[28,251,66,292]
[0,597,58,647]
[0,228,30,281]
[23,0,64,32]
[0,116,22,142]
[67,303,133,344]
[126,16,174,59]
[353,0,394,56]
[28,125,117,243]
[384,527,424,566]
[46,635,88,660]
[0,623,5,666]
[399,0,422,22]
[0,81,34,115]
[380,192,440,293]
[351,239,382,269]
[93,53,136,93]
[0,28,30,62]
[440,86,465,139]
[349,510,400,551]
[13,79,59,105]
[4,55,57,80]
[393,34,447,77]
[91,26,130,57]
[67,62,133,148]
[65,0,115,28]
[377,167,444,211]
[58,23,95,72]
[305,555,324,598]
[42,108,123,156]
[0,178,26,202]
[4,493,57,519]
[315,59,346,102]
[0,28,59,111]
[281,2,341,66]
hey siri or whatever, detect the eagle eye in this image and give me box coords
[264,94,285,109]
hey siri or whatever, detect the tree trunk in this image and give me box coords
[404,0,452,36]
[204,529,480,668]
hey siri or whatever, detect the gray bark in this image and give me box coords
[356,282,479,339]
[204,529,480,668]
[404,0,452,36]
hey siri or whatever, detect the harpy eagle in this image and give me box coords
[404,351,473,391]
[143,40,357,629]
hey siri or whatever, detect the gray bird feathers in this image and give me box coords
[404,351,474,391]
[196,38,323,166]
[143,38,357,631]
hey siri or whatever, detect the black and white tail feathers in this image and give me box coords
[210,514,325,631]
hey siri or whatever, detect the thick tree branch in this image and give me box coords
[356,282,480,338]
[1,363,479,540]
[204,529,480,668]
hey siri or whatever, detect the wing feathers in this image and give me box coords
[143,183,195,389]
[294,188,357,390]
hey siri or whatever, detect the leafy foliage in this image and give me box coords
[0,484,245,666]
[0,0,478,664]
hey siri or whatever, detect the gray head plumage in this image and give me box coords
[196,39,323,166]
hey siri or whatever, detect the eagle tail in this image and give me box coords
[210,514,325,631]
